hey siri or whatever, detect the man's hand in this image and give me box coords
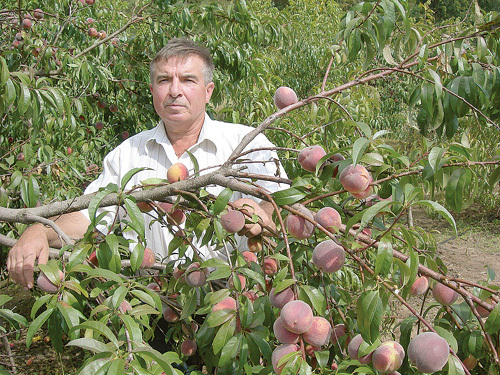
[233,198,276,237]
[7,224,50,290]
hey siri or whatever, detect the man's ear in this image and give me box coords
[205,82,215,103]
[149,84,153,94]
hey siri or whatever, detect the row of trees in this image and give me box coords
[1,0,500,374]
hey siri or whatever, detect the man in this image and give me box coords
[7,38,286,289]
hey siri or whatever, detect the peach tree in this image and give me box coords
[1,0,500,374]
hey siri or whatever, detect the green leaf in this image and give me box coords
[428,68,443,98]
[185,149,199,174]
[374,237,393,277]
[360,200,398,230]
[485,302,500,334]
[70,321,120,349]
[445,169,470,212]
[213,317,236,354]
[206,266,232,281]
[488,166,500,187]
[352,137,370,167]
[218,335,240,367]
[414,200,456,234]
[356,290,383,342]
[66,338,113,354]
[27,308,53,348]
[206,309,236,328]
[0,57,9,87]
[17,83,31,115]
[271,187,306,205]
[213,188,233,216]
[299,285,326,316]
[428,147,445,172]
[121,167,150,191]
[124,197,145,240]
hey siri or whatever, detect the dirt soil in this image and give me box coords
[0,205,499,374]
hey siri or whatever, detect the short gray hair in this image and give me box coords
[150,38,214,85]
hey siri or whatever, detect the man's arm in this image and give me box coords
[7,211,90,289]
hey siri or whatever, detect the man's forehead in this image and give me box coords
[156,55,204,71]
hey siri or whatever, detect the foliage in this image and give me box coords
[1,0,500,374]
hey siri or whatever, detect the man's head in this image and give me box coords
[150,38,214,85]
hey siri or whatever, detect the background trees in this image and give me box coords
[1,0,500,374]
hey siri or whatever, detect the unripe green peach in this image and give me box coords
[312,240,345,273]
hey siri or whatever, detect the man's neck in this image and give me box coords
[164,115,205,157]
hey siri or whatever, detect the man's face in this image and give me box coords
[150,55,214,132]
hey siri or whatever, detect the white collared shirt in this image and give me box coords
[81,114,287,262]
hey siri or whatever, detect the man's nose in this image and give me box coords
[169,78,181,97]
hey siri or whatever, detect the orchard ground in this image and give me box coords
[0,204,499,374]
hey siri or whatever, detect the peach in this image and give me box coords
[146,282,160,292]
[242,290,258,302]
[173,267,185,280]
[330,323,348,346]
[220,210,246,233]
[372,341,404,373]
[351,182,374,200]
[33,9,44,19]
[315,207,342,232]
[99,30,107,39]
[298,145,326,172]
[37,270,64,293]
[476,296,496,317]
[212,297,237,313]
[21,18,32,29]
[167,162,189,183]
[273,86,298,110]
[285,205,314,239]
[241,250,258,264]
[87,27,98,38]
[304,344,321,356]
[269,287,295,309]
[263,257,278,275]
[432,282,459,306]
[280,300,313,334]
[88,250,99,267]
[407,332,449,373]
[163,305,179,322]
[180,339,197,357]
[137,201,153,213]
[120,300,132,313]
[273,317,299,344]
[348,334,373,364]
[331,153,345,177]
[303,316,332,347]
[247,236,263,253]
[339,164,371,194]
[185,262,207,287]
[159,202,186,225]
[312,240,346,273]
[228,274,246,290]
[410,276,429,296]
[140,247,156,269]
[463,354,477,370]
[271,344,299,375]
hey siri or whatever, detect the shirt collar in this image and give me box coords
[145,113,218,155]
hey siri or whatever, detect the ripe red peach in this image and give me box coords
[147,282,160,292]
[87,27,98,38]
[410,276,429,296]
[140,247,156,269]
[247,236,263,252]
[280,300,313,334]
[37,270,64,293]
[120,300,132,313]
[137,201,153,213]
[298,145,326,172]
[273,317,299,344]
[180,339,197,357]
[99,30,107,39]
[271,344,299,375]
[269,287,295,309]
[242,290,258,302]
[21,18,32,29]
[372,341,405,373]
[348,334,373,364]
[273,86,298,110]
[159,202,186,225]
[339,164,372,194]
[167,162,189,183]
[408,332,449,373]
[94,121,104,129]
[121,131,129,139]
[286,205,315,239]
[163,305,179,322]
[88,250,99,267]
[263,257,278,275]
[220,210,246,233]
[315,207,342,232]
[330,323,348,346]
[462,354,477,370]
[173,267,185,280]
[33,9,44,19]
[109,104,118,112]
[432,282,459,306]
[212,296,237,313]
[331,153,345,177]
[185,262,207,287]
[303,316,332,347]
[351,181,374,200]
[15,32,23,41]
[476,296,496,318]
[241,250,258,264]
[312,240,345,273]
